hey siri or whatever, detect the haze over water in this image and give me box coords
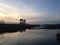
[0,29,60,45]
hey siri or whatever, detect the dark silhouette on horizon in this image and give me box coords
[0,19,26,34]
[0,19,40,34]
[0,19,60,34]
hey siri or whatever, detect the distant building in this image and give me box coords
[19,19,26,32]
[20,19,23,24]
[20,19,26,25]
[23,20,26,24]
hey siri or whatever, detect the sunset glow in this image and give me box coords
[0,0,60,24]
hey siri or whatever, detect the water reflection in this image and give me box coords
[56,33,60,42]
[0,29,60,45]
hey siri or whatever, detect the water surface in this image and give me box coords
[0,29,60,45]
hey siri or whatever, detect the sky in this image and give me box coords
[0,0,60,24]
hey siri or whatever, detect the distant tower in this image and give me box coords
[20,19,26,25]
[23,20,26,25]
[20,19,23,24]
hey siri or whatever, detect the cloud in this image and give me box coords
[0,2,48,23]
[0,3,21,23]
[0,0,60,24]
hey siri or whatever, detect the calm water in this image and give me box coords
[0,29,60,45]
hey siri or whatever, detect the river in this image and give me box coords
[0,29,60,45]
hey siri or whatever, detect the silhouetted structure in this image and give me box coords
[19,19,26,32]
[0,18,40,34]
[20,19,26,25]
[0,18,60,34]
[0,19,26,34]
